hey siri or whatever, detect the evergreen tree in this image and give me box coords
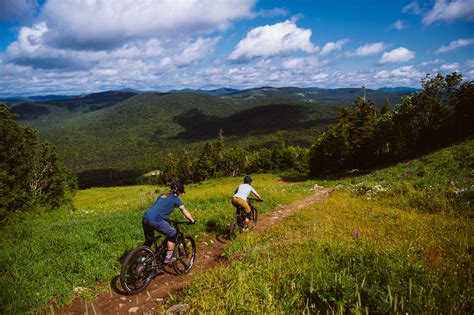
[162,152,178,184]
[175,149,194,183]
[347,97,378,168]
[451,80,474,139]
[0,103,76,224]
[194,142,215,182]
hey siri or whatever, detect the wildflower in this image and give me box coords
[354,230,361,238]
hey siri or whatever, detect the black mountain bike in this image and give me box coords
[120,220,196,295]
[229,198,262,239]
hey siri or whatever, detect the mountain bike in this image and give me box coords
[120,220,196,295]
[229,198,262,239]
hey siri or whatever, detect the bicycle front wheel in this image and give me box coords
[173,236,196,275]
[120,246,155,294]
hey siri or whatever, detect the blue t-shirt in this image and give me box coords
[143,193,184,221]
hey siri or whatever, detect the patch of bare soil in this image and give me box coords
[58,188,332,314]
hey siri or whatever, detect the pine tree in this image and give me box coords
[0,103,76,224]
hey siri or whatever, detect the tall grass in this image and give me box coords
[181,191,472,313]
[0,174,318,314]
[342,140,474,215]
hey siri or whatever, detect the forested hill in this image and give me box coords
[8,91,340,174]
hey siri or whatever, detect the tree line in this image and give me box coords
[158,130,309,184]
[309,72,473,176]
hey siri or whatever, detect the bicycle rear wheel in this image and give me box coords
[248,206,258,231]
[120,246,155,294]
[173,236,196,275]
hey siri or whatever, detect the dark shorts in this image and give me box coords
[142,218,177,244]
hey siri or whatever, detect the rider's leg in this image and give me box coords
[143,219,178,262]
[231,197,251,214]
[142,219,156,247]
[231,197,251,227]
[164,233,178,263]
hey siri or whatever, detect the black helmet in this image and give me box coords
[170,181,185,194]
[244,175,252,184]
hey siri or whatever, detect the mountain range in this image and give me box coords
[2,85,419,105]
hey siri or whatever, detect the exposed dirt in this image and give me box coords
[58,187,332,314]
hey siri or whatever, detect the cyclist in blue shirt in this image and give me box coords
[142,181,195,263]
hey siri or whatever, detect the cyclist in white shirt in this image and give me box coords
[231,176,262,227]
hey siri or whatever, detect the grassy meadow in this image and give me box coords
[0,174,319,314]
[1,141,472,313]
[182,190,472,313]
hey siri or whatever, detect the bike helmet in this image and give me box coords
[170,181,185,194]
[243,175,252,184]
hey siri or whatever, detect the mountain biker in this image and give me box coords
[231,175,262,228]
[142,181,195,263]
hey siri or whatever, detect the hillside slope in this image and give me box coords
[19,92,339,172]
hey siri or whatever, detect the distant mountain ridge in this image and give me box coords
[1,85,418,104]
[377,87,421,92]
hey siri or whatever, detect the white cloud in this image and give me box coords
[228,20,317,61]
[5,0,257,71]
[375,65,423,79]
[379,47,415,64]
[7,22,47,55]
[6,29,165,70]
[440,62,459,71]
[466,58,474,68]
[420,58,442,66]
[174,37,221,67]
[39,0,256,50]
[348,42,386,57]
[373,66,423,87]
[402,1,421,15]
[281,56,327,70]
[311,72,329,81]
[423,0,474,24]
[435,38,474,53]
[391,19,407,30]
[320,39,348,56]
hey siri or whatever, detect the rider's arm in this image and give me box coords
[253,191,262,200]
[179,205,194,222]
[251,187,262,200]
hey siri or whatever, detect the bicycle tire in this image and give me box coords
[120,245,155,295]
[249,206,258,231]
[173,236,196,275]
[229,222,238,239]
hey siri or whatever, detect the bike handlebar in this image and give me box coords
[247,198,263,202]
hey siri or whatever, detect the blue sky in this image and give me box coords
[0,0,473,96]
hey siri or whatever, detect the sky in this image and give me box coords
[0,0,473,96]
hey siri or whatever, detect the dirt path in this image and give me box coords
[58,188,332,314]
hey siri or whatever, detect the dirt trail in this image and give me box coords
[58,187,332,314]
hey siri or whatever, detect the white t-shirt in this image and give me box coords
[233,183,257,200]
